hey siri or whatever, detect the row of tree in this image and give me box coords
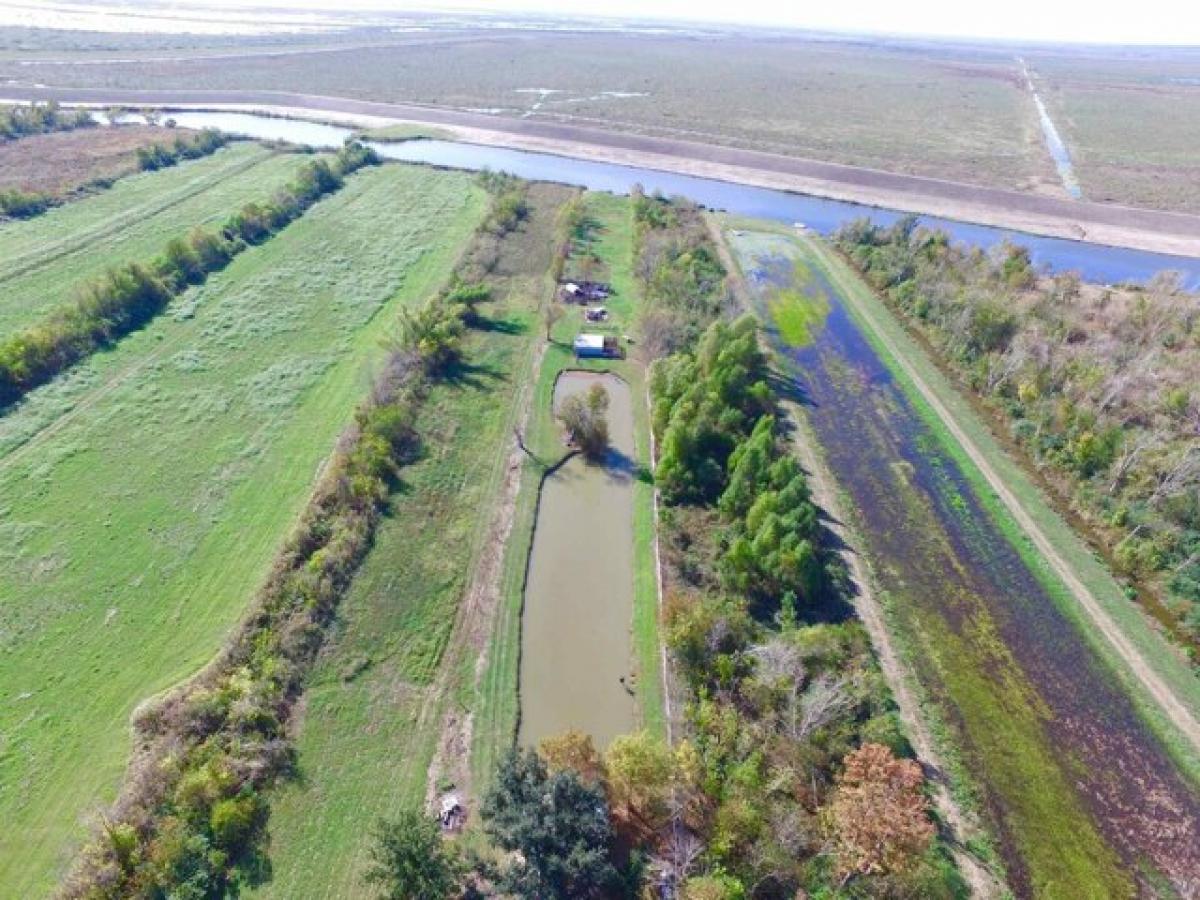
[836,216,1200,647]
[0,101,93,141]
[631,187,731,361]
[0,142,378,409]
[135,129,228,171]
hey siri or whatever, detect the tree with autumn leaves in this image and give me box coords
[826,742,936,886]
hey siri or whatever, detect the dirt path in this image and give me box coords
[810,236,1200,755]
[423,309,549,820]
[7,86,1200,257]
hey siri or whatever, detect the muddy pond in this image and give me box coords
[518,371,637,748]
[732,229,1200,897]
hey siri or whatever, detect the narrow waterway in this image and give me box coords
[120,109,1200,288]
[732,229,1200,897]
[518,371,637,749]
[1019,57,1083,200]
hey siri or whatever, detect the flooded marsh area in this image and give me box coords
[518,371,637,749]
[728,228,1200,898]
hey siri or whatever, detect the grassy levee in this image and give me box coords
[472,191,665,799]
[795,231,1200,776]
[0,142,305,336]
[0,164,480,896]
[250,182,565,898]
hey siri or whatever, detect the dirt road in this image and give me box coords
[6,85,1200,257]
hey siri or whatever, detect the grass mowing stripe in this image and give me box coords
[0,144,307,337]
[0,164,478,897]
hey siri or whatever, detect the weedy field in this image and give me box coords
[0,35,1056,192]
[0,142,306,336]
[0,124,183,199]
[0,163,480,895]
[1029,49,1200,213]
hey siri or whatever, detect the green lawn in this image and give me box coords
[0,142,308,337]
[251,182,566,897]
[0,163,481,896]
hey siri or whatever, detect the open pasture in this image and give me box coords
[1031,50,1200,212]
[0,162,480,895]
[0,141,306,337]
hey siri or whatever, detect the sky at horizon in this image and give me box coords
[2,0,1199,45]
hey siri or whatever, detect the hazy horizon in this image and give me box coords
[2,0,1199,46]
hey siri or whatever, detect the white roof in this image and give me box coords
[564,282,581,292]
[574,333,606,350]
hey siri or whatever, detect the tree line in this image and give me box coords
[0,142,378,410]
[0,101,93,142]
[837,216,1200,650]
[135,128,228,171]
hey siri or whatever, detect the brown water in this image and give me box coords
[518,371,637,749]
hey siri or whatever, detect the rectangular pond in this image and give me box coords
[518,371,638,748]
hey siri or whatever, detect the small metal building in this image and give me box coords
[573,333,608,358]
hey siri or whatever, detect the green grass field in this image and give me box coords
[0,142,309,337]
[0,163,481,896]
[250,183,567,897]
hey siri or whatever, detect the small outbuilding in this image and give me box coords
[573,332,620,359]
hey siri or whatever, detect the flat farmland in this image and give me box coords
[0,163,482,896]
[0,141,306,336]
[0,34,1055,190]
[1031,51,1200,212]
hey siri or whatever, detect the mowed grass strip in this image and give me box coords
[251,183,568,899]
[0,163,481,896]
[0,142,308,336]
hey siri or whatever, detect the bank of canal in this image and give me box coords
[116,109,1200,288]
[518,371,638,748]
[726,225,1200,897]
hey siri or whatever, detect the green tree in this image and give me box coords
[559,383,610,460]
[481,748,617,899]
[365,810,461,900]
